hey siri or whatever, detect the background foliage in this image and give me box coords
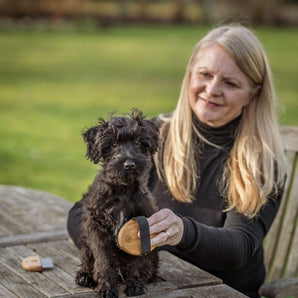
[0,25,297,202]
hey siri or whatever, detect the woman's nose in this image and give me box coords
[206,78,222,96]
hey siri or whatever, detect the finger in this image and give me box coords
[137,209,170,238]
[137,211,169,238]
[149,211,179,235]
[151,216,184,247]
[151,229,176,247]
[147,209,170,227]
[150,231,169,247]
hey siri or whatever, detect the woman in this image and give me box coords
[68,24,287,297]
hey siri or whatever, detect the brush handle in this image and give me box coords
[21,256,43,272]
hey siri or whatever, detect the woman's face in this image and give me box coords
[189,44,255,127]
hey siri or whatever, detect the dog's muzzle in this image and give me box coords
[123,159,135,170]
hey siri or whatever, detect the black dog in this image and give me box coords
[76,109,159,298]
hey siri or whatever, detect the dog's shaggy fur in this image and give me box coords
[76,109,159,298]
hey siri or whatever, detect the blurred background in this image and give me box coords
[1,0,298,203]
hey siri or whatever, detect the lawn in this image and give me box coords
[0,24,297,202]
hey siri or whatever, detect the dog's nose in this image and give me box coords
[124,160,135,170]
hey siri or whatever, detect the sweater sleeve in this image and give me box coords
[170,192,282,272]
[67,201,84,249]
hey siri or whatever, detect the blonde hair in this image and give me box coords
[155,24,287,218]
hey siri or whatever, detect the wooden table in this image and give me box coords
[0,185,247,297]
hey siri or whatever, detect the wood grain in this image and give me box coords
[117,219,157,256]
[264,126,298,282]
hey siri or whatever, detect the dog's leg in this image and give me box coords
[76,244,98,288]
[122,252,159,296]
[95,268,119,298]
[88,238,120,298]
[124,279,145,297]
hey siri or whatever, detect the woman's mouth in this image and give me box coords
[200,97,221,108]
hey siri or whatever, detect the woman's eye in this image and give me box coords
[225,81,237,88]
[199,72,211,78]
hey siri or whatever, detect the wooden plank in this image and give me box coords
[0,208,29,235]
[25,241,91,294]
[53,281,177,298]
[8,242,183,297]
[0,283,19,298]
[264,150,296,274]
[269,157,298,281]
[158,251,222,288]
[52,292,97,298]
[0,264,47,298]
[53,283,247,298]
[0,247,69,297]
[0,185,71,229]
[0,228,69,247]
[1,197,66,231]
[142,280,177,294]
[0,185,71,210]
[0,196,57,233]
[27,241,81,275]
[284,217,298,278]
[259,278,298,298]
[172,284,248,297]
[280,126,298,151]
[8,244,91,295]
[125,284,248,298]
[0,224,13,237]
[38,241,182,297]
[43,239,81,263]
[13,187,71,224]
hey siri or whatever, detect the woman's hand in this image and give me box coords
[145,208,184,247]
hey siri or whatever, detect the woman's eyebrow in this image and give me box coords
[194,67,211,73]
[196,67,241,84]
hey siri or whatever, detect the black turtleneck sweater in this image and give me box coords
[67,115,283,298]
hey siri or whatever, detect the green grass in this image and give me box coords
[0,25,297,202]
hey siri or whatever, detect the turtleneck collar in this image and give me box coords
[192,113,242,148]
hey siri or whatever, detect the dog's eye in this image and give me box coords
[134,140,140,146]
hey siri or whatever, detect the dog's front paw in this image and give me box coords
[98,287,119,298]
[75,271,97,288]
[124,280,145,296]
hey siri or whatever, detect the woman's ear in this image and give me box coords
[248,85,262,104]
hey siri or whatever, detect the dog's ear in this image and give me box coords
[82,119,107,164]
[142,120,160,154]
[129,108,160,154]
